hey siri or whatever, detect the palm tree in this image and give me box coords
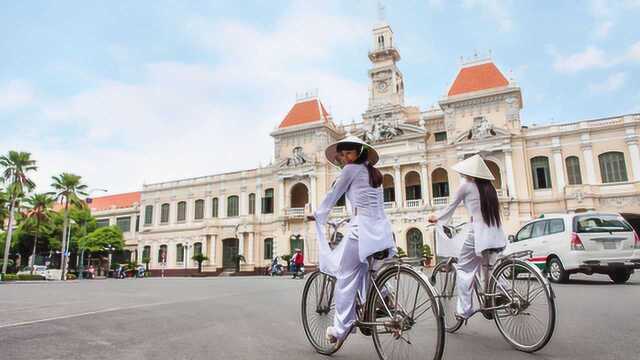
[0,189,8,232]
[51,173,88,280]
[24,193,55,269]
[1,151,37,275]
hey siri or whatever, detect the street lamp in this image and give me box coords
[61,218,76,280]
[104,244,115,278]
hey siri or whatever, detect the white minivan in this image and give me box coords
[506,212,640,283]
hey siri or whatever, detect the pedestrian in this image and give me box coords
[88,264,95,279]
[427,154,506,321]
[308,135,396,346]
[291,249,304,279]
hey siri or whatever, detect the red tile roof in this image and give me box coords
[448,62,509,96]
[87,192,141,211]
[278,98,330,128]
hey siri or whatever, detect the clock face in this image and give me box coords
[377,81,388,92]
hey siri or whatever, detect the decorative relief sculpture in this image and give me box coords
[362,117,404,143]
[280,146,309,168]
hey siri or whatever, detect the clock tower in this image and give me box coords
[367,20,404,110]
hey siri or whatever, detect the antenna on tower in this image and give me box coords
[377,0,386,23]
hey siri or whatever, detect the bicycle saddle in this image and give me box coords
[372,249,390,260]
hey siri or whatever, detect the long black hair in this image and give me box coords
[336,142,383,188]
[474,177,501,227]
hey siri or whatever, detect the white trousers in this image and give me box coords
[330,233,368,340]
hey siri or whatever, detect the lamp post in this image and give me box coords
[61,218,76,280]
[104,244,115,278]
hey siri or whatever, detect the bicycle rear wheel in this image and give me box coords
[301,271,341,355]
[429,261,463,333]
[369,266,445,360]
[490,259,556,353]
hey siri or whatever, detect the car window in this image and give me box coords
[531,221,547,239]
[516,223,534,242]
[575,215,633,233]
[547,219,565,235]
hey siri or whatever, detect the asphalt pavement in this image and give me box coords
[0,272,638,360]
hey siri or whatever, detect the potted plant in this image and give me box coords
[232,254,246,273]
[395,247,407,258]
[142,255,151,276]
[192,253,209,273]
[281,254,292,270]
[421,244,433,267]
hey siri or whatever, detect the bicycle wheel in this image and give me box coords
[429,261,464,333]
[301,271,341,355]
[368,266,445,360]
[490,259,556,353]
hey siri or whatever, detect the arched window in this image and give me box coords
[599,152,628,183]
[194,199,204,220]
[264,238,273,260]
[262,188,274,214]
[160,203,170,224]
[484,160,502,189]
[177,201,186,222]
[144,205,153,225]
[176,243,184,263]
[290,234,304,254]
[383,174,395,202]
[142,245,151,260]
[405,171,422,200]
[565,156,582,185]
[407,228,423,258]
[248,193,256,215]
[158,245,167,263]
[290,183,309,208]
[193,242,203,256]
[227,196,239,217]
[212,198,219,218]
[431,168,450,198]
[531,157,552,189]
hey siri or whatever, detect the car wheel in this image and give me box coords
[547,258,569,283]
[609,270,631,284]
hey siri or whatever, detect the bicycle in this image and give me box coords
[301,218,445,360]
[428,223,556,353]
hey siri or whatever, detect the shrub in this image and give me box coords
[16,274,46,281]
[396,247,407,258]
[1,274,17,281]
[66,273,77,280]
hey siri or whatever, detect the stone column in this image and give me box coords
[278,178,286,216]
[239,232,245,256]
[393,165,402,207]
[419,161,430,206]
[582,144,597,184]
[248,232,255,265]
[626,128,640,181]
[209,235,216,266]
[167,240,176,267]
[255,184,263,220]
[552,149,566,193]
[220,194,227,218]
[309,174,317,212]
[504,150,517,199]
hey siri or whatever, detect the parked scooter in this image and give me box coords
[269,257,284,276]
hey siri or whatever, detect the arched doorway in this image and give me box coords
[407,228,423,258]
[290,183,309,208]
[222,238,239,271]
[484,160,502,189]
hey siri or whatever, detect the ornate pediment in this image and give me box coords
[278,146,311,168]
[455,117,511,144]
[352,117,426,145]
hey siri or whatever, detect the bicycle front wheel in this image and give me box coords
[301,271,340,355]
[490,259,556,353]
[429,261,463,333]
[369,265,445,360]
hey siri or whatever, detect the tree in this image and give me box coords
[192,253,209,273]
[0,189,8,232]
[51,173,88,280]
[78,226,124,253]
[142,255,151,273]
[1,151,37,275]
[232,254,246,273]
[23,193,55,269]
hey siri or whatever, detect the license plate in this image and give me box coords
[602,241,618,250]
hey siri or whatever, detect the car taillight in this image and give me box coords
[633,231,640,249]
[571,233,585,251]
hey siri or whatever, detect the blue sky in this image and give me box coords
[1,0,639,194]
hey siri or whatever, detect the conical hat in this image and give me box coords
[324,135,379,167]
[451,154,495,180]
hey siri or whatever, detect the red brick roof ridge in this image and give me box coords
[447,61,509,97]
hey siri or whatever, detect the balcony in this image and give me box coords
[285,207,305,218]
[433,197,449,207]
[405,199,424,208]
[384,201,396,210]
[331,206,346,216]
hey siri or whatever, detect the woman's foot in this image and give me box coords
[454,313,469,325]
[325,326,349,348]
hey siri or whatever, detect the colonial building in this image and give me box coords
[91,20,640,275]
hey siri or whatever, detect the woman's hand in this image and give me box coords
[306,215,316,222]
[427,214,438,224]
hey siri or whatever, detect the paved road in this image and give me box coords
[1,272,638,360]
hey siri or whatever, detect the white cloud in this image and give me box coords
[589,72,626,93]
[0,80,34,110]
[462,0,514,32]
[551,46,612,73]
[1,4,371,194]
[626,41,640,62]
